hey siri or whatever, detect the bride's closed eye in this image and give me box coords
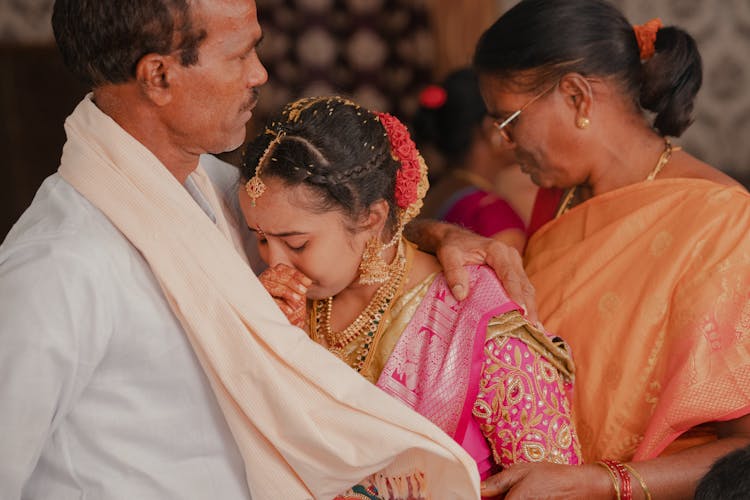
[285,241,308,252]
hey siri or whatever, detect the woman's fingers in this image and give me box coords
[260,265,309,300]
[433,227,539,324]
[260,264,311,326]
[481,465,527,497]
[439,246,471,301]
[484,241,539,326]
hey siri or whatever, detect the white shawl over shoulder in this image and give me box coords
[58,96,478,500]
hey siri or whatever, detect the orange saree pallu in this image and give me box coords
[524,178,750,462]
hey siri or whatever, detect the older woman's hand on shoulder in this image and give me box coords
[405,219,538,325]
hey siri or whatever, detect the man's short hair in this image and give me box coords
[694,445,750,500]
[52,0,207,86]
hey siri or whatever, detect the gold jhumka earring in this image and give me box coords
[358,217,406,285]
[358,237,390,285]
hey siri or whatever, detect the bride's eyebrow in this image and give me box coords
[248,227,307,238]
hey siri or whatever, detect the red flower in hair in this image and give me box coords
[387,122,410,144]
[396,141,416,162]
[395,172,419,207]
[376,112,422,209]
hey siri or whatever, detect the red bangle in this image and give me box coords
[602,459,632,500]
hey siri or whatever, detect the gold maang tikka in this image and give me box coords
[245,129,284,206]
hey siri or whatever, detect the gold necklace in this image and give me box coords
[312,240,408,371]
[556,138,680,218]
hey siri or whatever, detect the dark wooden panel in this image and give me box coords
[0,44,88,240]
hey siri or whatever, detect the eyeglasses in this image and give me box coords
[492,81,558,143]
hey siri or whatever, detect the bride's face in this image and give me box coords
[239,177,371,299]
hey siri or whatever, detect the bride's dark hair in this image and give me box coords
[241,97,400,233]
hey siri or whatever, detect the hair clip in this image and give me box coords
[633,18,662,60]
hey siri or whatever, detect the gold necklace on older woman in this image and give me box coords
[311,240,408,372]
[556,138,680,218]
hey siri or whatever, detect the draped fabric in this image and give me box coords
[57,95,479,499]
[374,266,580,477]
[377,266,517,440]
[525,179,750,462]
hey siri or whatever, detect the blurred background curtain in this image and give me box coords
[254,0,435,125]
[427,0,500,79]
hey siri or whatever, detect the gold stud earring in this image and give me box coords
[576,117,590,129]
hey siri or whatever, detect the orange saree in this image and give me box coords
[524,178,750,462]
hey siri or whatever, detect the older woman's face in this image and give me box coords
[479,74,584,190]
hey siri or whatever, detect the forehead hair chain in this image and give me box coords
[245,129,284,206]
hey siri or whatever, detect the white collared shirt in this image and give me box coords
[0,156,255,500]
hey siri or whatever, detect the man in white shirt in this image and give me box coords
[0,0,535,498]
[0,1,265,498]
[0,156,254,500]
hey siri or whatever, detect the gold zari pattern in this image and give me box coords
[472,312,581,467]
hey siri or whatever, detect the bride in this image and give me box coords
[239,96,580,497]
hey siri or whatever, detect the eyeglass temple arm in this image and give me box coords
[495,110,521,130]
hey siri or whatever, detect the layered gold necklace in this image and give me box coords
[311,240,408,372]
[556,138,680,218]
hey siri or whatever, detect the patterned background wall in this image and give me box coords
[1,0,749,181]
[610,0,750,182]
[255,0,434,123]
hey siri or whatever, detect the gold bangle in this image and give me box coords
[595,461,621,500]
[622,463,652,500]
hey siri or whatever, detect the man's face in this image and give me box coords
[166,0,267,155]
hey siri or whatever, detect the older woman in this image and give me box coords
[475,0,750,498]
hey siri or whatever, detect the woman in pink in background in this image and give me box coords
[238,96,580,497]
[414,69,537,254]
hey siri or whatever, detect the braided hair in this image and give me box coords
[241,97,400,234]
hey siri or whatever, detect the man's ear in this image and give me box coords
[134,53,175,106]
[558,72,593,124]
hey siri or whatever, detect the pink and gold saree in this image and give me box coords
[351,262,581,479]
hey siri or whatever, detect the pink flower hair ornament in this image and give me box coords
[375,111,429,225]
